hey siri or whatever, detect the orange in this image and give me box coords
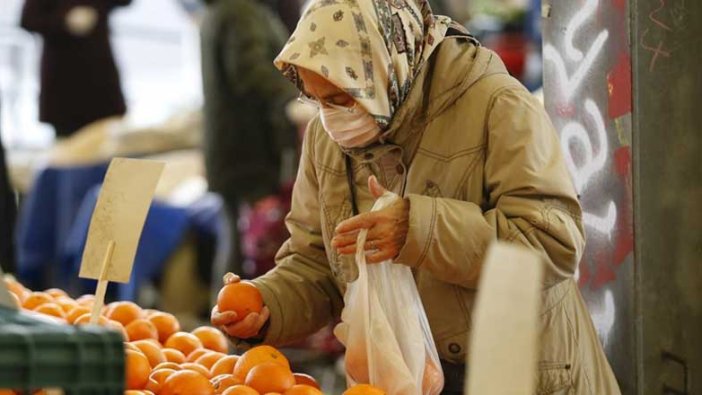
[284,385,322,395]
[4,276,28,302]
[292,374,319,389]
[44,288,68,299]
[22,292,53,310]
[244,362,294,394]
[165,332,203,357]
[153,362,182,371]
[192,326,229,353]
[211,355,239,377]
[33,302,66,319]
[187,348,211,363]
[196,351,226,370]
[211,374,243,394]
[125,342,141,352]
[234,346,290,381]
[0,389,18,395]
[126,319,159,342]
[146,368,177,393]
[125,391,151,395]
[222,386,259,395]
[106,301,143,326]
[55,297,78,313]
[126,349,151,390]
[161,369,215,395]
[76,294,96,306]
[163,348,187,364]
[66,306,91,324]
[343,384,386,395]
[148,312,181,343]
[106,320,129,341]
[216,282,263,322]
[131,340,166,367]
[181,362,212,379]
[74,313,109,326]
[143,309,159,317]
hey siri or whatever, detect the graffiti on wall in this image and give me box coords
[542,0,634,350]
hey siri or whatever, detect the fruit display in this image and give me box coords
[2,276,389,395]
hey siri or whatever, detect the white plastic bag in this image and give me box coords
[334,191,444,395]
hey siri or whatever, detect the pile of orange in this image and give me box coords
[2,276,342,395]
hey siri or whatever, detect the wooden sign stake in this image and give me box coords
[89,240,116,325]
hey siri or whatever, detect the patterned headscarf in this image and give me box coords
[274,0,451,130]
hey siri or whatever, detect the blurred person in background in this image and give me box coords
[209,0,621,392]
[0,100,17,274]
[20,0,131,138]
[199,0,298,281]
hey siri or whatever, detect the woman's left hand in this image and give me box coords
[331,175,409,263]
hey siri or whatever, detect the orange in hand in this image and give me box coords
[216,282,263,321]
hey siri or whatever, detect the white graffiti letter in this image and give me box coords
[544,31,609,100]
[565,0,600,61]
[584,201,617,237]
[561,100,609,193]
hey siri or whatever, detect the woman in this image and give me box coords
[212,0,621,392]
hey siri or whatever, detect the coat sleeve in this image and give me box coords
[251,119,344,346]
[395,85,585,288]
[20,0,70,36]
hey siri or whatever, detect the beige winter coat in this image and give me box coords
[251,34,621,394]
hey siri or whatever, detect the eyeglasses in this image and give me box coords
[297,93,358,113]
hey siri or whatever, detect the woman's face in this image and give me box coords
[298,68,355,108]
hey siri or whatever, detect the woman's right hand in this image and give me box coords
[211,273,270,340]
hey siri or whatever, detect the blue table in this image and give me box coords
[16,162,223,298]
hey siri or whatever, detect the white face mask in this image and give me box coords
[319,103,381,148]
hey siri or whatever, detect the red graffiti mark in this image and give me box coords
[592,252,617,289]
[614,145,631,176]
[640,28,672,72]
[613,0,626,12]
[587,147,634,290]
[557,103,576,118]
[578,257,591,288]
[649,0,673,32]
[607,54,633,119]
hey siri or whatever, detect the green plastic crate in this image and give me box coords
[0,307,124,394]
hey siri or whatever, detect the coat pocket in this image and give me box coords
[536,362,573,395]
